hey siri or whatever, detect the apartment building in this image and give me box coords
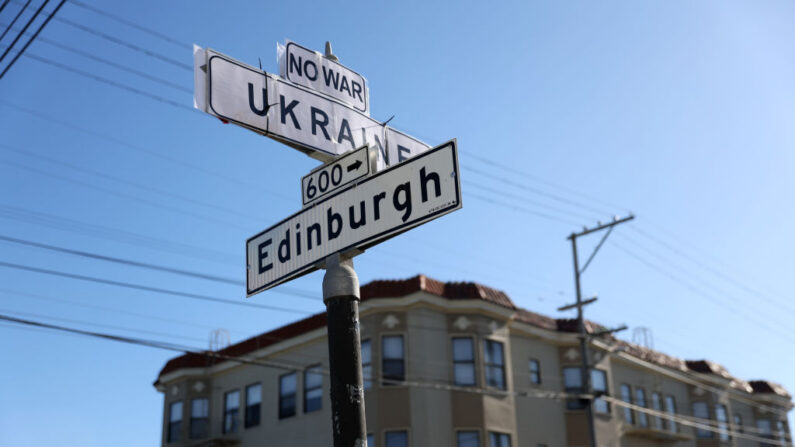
[154,274,793,447]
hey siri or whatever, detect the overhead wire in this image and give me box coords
[66,0,190,49]
[0,0,31,43]
[0,260,319,315]
[0,21,190,92]
[1,7,789,410]
[0,0,66,79]
[0,311,788,446]
[0,0,48,67]
[0,158,254,231]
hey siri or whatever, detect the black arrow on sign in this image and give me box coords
[346,160,363,172]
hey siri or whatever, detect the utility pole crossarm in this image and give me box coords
[564,213,634,447]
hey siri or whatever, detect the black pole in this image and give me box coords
[571,236,598,447]
[323,254,367,447]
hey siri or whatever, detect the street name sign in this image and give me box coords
[278,40,369,114]
[194,46,428,167]
[246,140,461,295]
[302,145,371,206]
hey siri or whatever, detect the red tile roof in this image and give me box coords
[155,274,791,399]
[749,380,792,398]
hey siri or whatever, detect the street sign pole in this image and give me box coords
[321,42,366,447]
[322,252,366,447]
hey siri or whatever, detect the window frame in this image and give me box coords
[715,404,730,441]
[620,384,634,425]
[384,428,409,447]
[635,388,648,428]
[692,401,713,439]
[451,336,477,387]
[651,391,664,430]
[167,400,183,443]
[244,383,261,429]
[278,371,298,419]
[189,397,209,439]
[381,334,406,386]
[223,389,240,434]
[591,368,610,415]
[483,339,506,391]
[488,431,511,447]
[529,358,541,385]
[456,428,482,447]
[733,413,743,434]
[664,395,678,433]
[304,364,324,413]
[361,338,372,390]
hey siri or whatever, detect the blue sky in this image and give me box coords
[0,0,793,445]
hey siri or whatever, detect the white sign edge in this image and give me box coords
[246,139,461,296]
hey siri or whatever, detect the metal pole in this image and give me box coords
[571,236,597,447]
[322,253,367,447]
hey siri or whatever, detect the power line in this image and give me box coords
[0,100,294,202]
[0,142,265,222]
[0,158,253,231]
[33,5,192,70]
[66,0,190,49]
[0,0,48,68]
[608,239,795,343]
[0,0,32,43]
[0,287,252,336]
[0,234,244,285]
[0,0,66,79]
[0,260,317,315]
[10,49,192,110]
[464,164,612,218]
[0,21,190,92]
[460,149,631,214]
[0,203,239,264]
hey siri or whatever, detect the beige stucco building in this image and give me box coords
[154,275,793,447]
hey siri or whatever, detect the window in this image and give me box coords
[488,431,511,447]
[223,390,239,433]
[563,367,608,412]
[715,404,730,441]
[484,340,506,390]
[361,339,372,390]
[190,398,209,439]
[692,402,712,439]
[757,419,773,446]
[591,369,609,414]
[452,337,476,386]
[457,430,480,447]
[651,392,663,430]
[529,359,541,385]
[367,433,374,446]
[245,383,261,428]
[279,372,297,418]
[382,335,405,385]
[776,420,787,444]
[167,400,182,442]
[635,388,648,427]
[304,365,323,413]
[664,395,678,432]
[620,384,634,424]
[385,430,408,447]
[733,413,742,433]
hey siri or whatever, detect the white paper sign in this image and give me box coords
[278,40,369,114]
[194,46,429,167]
[247,140,461,295]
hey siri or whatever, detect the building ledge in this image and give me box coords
[181,438,240,447]
[624,427,693,442]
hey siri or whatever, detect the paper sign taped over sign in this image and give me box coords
[278,40,369,115]
[194,45,428,168]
